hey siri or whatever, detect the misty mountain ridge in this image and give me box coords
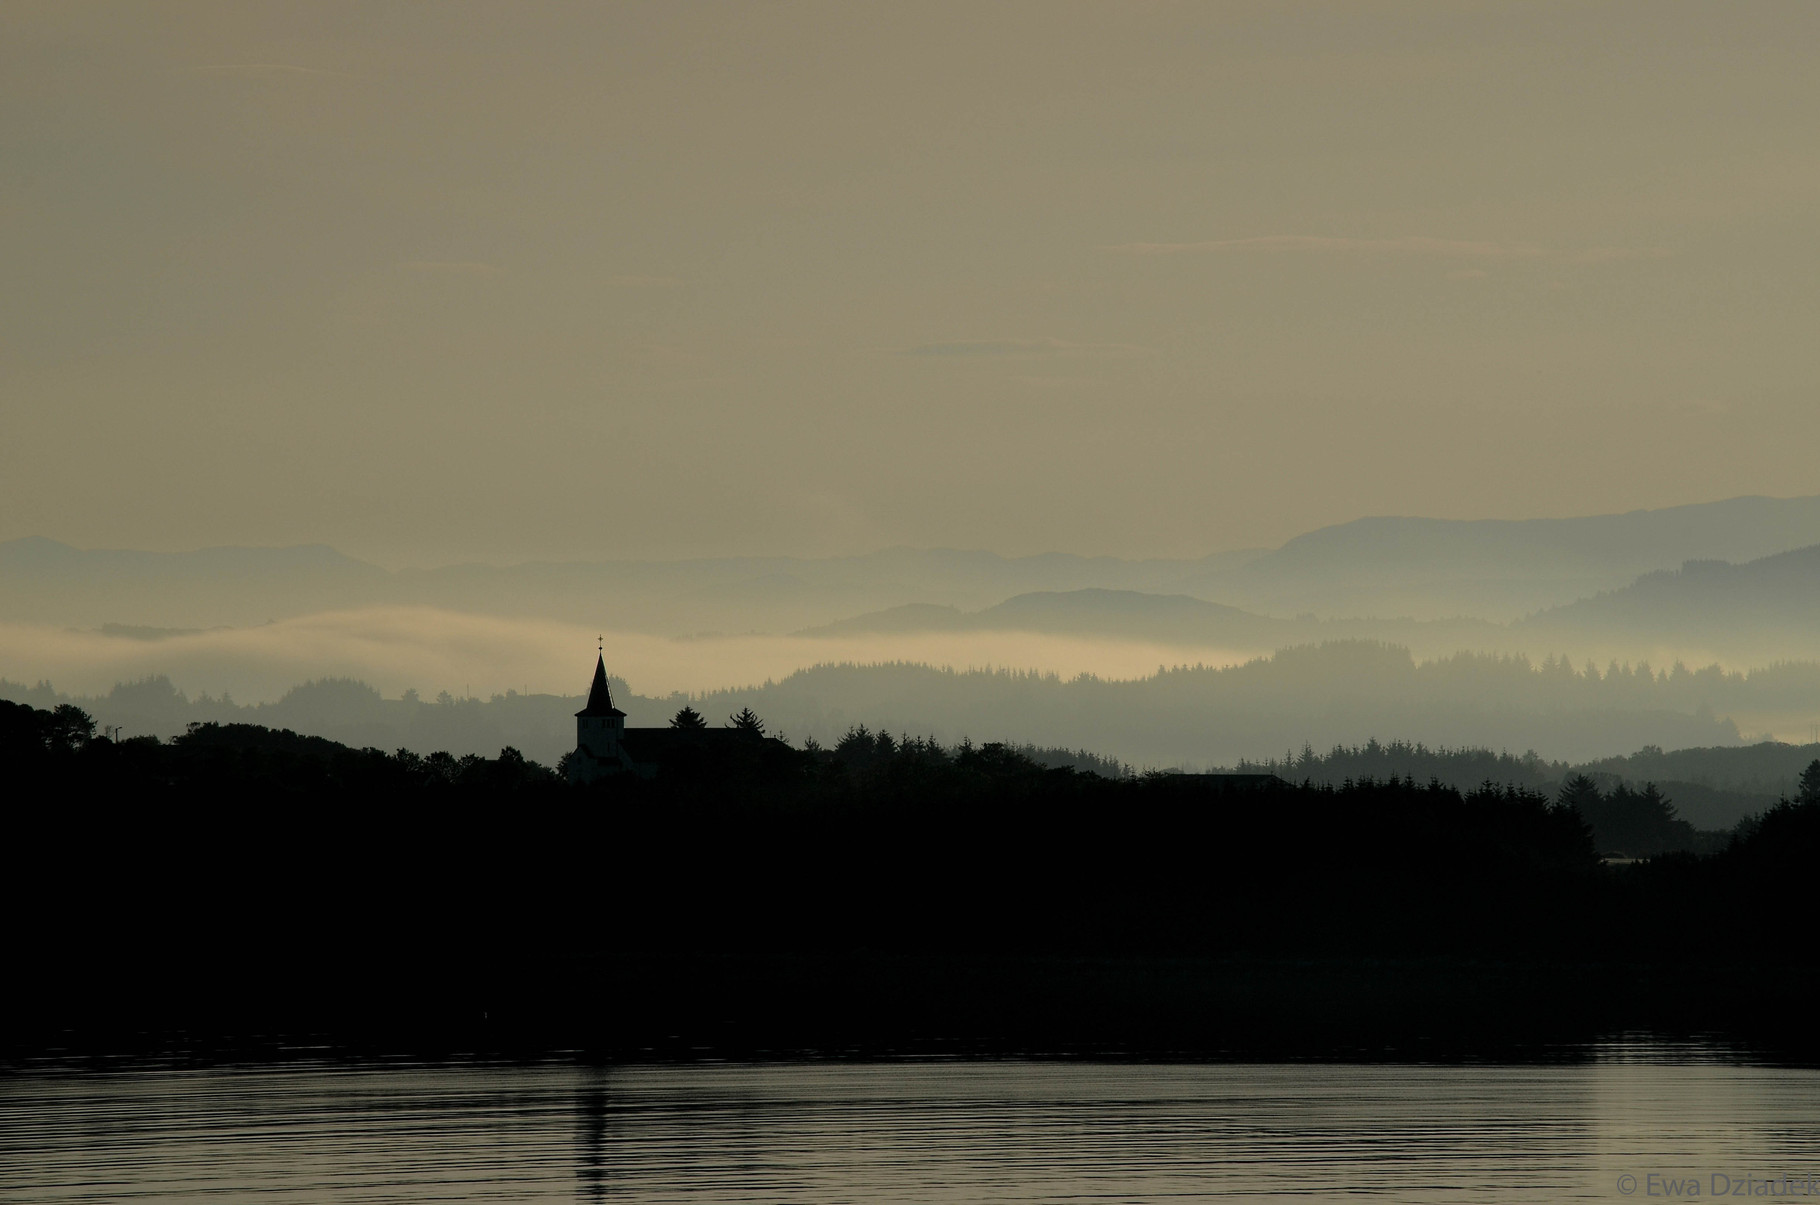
[801,590,1287,639]
[15,637,1808,764]
[799,588,1500,654]
[9,492,1820,633]
[0,537,1260,630]
[1195,494,1820,619]
[1263,494,1820,573]
[12,646,1820,829]
[799,541,1820,663]
[1523,543,1820,646]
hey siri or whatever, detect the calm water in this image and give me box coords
[4,1048,1818,1203]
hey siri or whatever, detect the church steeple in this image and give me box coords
[576,650,624,718]
[570,645,630,783]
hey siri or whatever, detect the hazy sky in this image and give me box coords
[5,1,1818,565]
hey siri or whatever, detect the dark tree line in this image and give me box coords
[1555,773,1706,857]
[3,698,1818,1057]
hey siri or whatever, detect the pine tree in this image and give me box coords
[1799,759,1820,806]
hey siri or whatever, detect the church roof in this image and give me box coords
[575,653,625,717]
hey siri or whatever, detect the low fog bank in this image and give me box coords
[0,609,1260,705]
[5,600,1812,724]
[11,640,1818,784]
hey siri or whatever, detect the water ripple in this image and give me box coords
[2,1053,1817,1203]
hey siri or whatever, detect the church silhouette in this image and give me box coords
[567,651,760,783]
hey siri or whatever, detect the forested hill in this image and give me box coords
[1228,739,1816,831]
[5,696,1819,1057]
[686,645,1785,768]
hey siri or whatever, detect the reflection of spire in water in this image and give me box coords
[574,1072,613,1202]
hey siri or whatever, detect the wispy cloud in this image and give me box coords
[1570,246,1675,263]
[397,260,503,276]
[1011,375,1104,390]
[1106,235,1670,263]
[906,337,1149,358]
[607,274,685,289]
[191,63,331,79]
[657,375,740,393]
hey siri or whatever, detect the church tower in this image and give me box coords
[570,650,628,782]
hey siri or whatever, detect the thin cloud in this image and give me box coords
[1107,235,1669,262]
[906,337,1149,358]
[191,63,332,78]
[397,260,503,276]
[657,375,740,393]
[607,274,686,288]
[1570,246,1675,263]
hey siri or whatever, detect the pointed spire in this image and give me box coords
[577,650,625,717]
[588,653,613,710]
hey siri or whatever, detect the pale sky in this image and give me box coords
[4,1,1818,565]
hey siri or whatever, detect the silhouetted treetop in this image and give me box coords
[1800,758,1820,806]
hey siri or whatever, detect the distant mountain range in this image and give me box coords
[804,541,1820,665]
[1524,543,1820,636]
[797,588,1501,657]
[801,590,1296,644]
[1197,493,1820,620]
[6,493,1820,635]
[1511,543,1820,663]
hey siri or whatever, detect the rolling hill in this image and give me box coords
[1521,543,1820,660]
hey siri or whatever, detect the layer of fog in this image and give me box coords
[9,606,1807,712]
[0,608,1269,705]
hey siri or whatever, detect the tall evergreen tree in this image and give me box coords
[1799,758,1820,806]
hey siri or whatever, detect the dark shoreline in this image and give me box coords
[8,953,1817,1069]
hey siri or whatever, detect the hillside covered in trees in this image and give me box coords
[5,697,1819,1058]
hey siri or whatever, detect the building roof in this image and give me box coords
[620,727,757,760]
[575,653,626,717]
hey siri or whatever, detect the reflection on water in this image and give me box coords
[3,1048,1818,1203]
